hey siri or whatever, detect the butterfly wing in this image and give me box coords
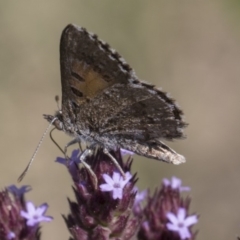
[60,24,133,124]
[59,24,186,163]
[81,83,186,139]
[77,82,187,164]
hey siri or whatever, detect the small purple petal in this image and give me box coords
[102,173,115,185]
[99,183,113,192]
[20,211,30,219]
[177,208,186,222]
[179,227,191,239]
[134,187,147,205]
[166,223,179,231]
[184,215,198,226]
[120,149,134,156]
[55,156,67,165]
[7,232,16,239]
[171,176,182,189]
[162,176,190,192]
[56,149,80,166]
[123,172,132,185]
[36,203,48,216]
[112,188,123,199]
[26,201,35,214]
[38,215,53,223]
[166,212,178,225]
[112,172,121,183]
[7,185,31,197]
[142,221,150,231]
[162,178,170,186]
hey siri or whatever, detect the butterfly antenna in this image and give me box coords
[18,117,57,182]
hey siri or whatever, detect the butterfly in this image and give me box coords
[44,24,187,169]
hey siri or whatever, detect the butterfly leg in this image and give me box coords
[79,147,98,190]
[103,148,126,179]
[64,138,81,156]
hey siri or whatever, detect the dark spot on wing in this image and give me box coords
[71,71,85,82]
[71,87,83,97]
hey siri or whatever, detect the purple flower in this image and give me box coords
[20,202,53,226]
[134,188,148,205]
[56,149,80,165]
[7,185,31,197]
[56,149,81,181]
[132,187,148,216]
[100,171,132,199]
[6,232,16,239]
[166,208,198,239]
[163,176,191,192]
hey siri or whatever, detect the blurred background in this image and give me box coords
[0,1,240,239]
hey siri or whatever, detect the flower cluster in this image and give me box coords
[0,148,198,240]
[0,185,52,240]
[57,149,198,240]
[59,149,141,240]
[138,176,198,240]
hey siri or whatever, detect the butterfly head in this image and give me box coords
[43,111,64,131]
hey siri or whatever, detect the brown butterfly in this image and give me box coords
[44,24,187,169]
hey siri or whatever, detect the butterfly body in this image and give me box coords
[44,24,187,165]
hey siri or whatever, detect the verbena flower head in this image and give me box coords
[0,185,52,240]
[138,177,198,240]
[166,208,198,239]
[56,148,198,240]
[60,148,141,240]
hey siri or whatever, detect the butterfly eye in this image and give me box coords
[53,119,63,131]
